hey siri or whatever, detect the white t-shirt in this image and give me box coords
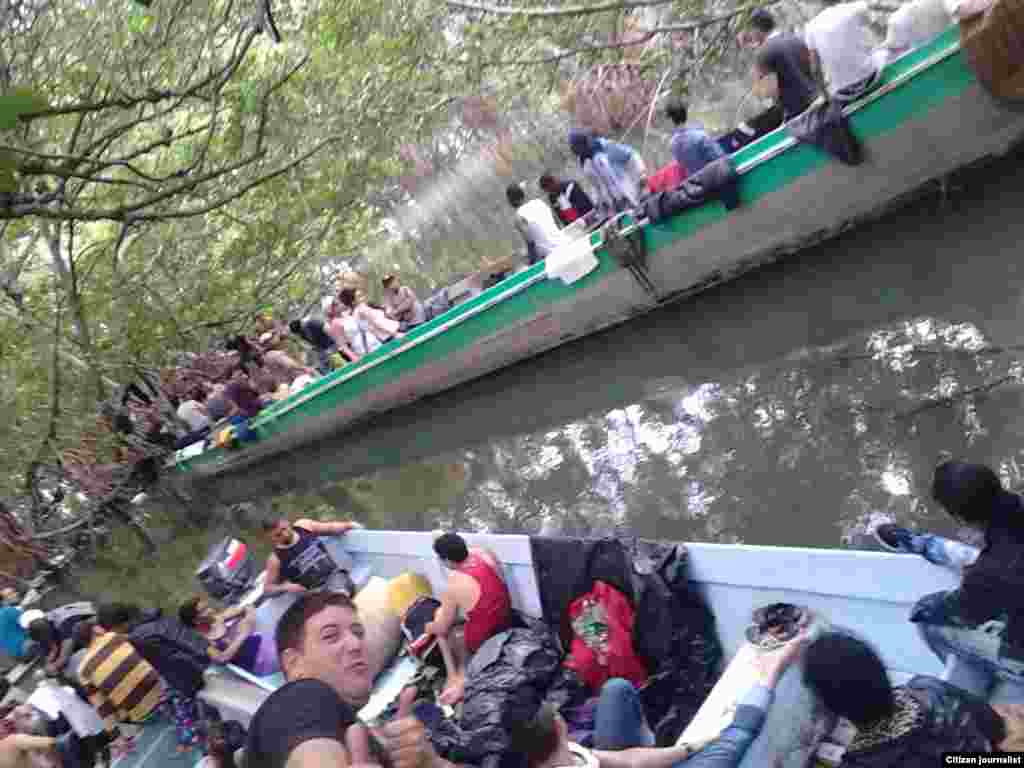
[805,2,879,94]
[176,400,209,432]
[516,199,570,259]
[881,0,956,59]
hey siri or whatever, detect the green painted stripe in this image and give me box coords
[179,30,976,474]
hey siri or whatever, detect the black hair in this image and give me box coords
[288,319,303,335]
[261,518,287,532]
[750,8,776,32]
[508,702,561,768]
[179,596,203,628]
[71,620,95,652]
[803,631,895,726]
[96,602,143,631]
[26,619,54,650]
[433,532,469,563]
[666,99,689,125]
[337,288,358,308]
[931,461,1004,527]
[275,592,357,672]
[506,184,525,208]
[538,173,558,191]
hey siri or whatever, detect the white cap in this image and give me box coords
[19,609,45,630]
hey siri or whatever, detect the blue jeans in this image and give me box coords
[911,533,1024,700]
[593,678,655,750]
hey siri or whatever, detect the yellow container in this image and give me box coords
[387,572,433,618]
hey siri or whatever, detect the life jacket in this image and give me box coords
[563,580,648,691]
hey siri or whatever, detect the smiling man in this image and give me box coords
[245,592,452,768]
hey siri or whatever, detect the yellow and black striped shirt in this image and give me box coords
[79,631,164,729]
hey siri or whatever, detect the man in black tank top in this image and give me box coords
[262,518,361,598]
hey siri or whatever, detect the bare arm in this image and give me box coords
[596,743,708,768]
[285,739,350,768]
[425,581,461,637]
[297,519,359,536]
[326,319,359,362]
[207,611,256,664]
[393,288,416,316]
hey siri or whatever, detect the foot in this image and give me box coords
[439,674,465,706]
[874,523,919,554]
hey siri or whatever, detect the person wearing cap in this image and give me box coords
[382,275,426,332]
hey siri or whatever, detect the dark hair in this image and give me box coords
[71,620,95,652]
[750,8,776,32]
[179,596,202,628]
[189,387,208,403]
[382,276,396,287]
[337,288,358,309]
[506,183,525,207]
[803,631,894,726]
[931,461,1004,527]
[433,532,469,563]
[538,173,558,191]
[288,319,303,335]
[666,99,689,125]
[508,702,561,768]
[97,602,143,631]
[261,518,287,532]
[276,592,357,671]
[26,619,53,650]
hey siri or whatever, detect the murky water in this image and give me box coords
[240,150,1024,550]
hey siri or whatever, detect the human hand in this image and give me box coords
[376,687,440,768]
[993,704,1024,750]
[752,629,811,687]
[347,722,384,768]
[287,583,308,594]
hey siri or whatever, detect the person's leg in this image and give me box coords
[875,524,980,571]
[593,678,655,751]
[917,622,997,698]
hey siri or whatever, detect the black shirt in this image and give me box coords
[247,679,369,768]
[297,318,335,351]
[756,34,817,118]
[276,526,341,590]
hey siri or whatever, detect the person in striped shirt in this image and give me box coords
[76,620,164,746]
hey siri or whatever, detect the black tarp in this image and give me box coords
[530,537,722,746]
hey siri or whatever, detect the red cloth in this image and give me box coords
[647,161,688,193]
[563,580,648,691]
[459,553,513,655]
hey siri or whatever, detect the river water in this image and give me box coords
[248,149,1024,551]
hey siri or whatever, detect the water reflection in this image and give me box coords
[270,315,1024,550]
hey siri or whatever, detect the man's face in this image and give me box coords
[267,520,294,548]
[287,605,373,708]
[1,588,17,606]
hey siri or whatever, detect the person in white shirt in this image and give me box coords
[507,183,571,265]
[804,1,879,96]
[873,0,957,68]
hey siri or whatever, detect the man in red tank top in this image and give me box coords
[425,533,513,705]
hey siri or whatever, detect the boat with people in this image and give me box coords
[170,24,1024,487]
[167,524,1001,767]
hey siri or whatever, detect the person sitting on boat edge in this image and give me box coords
[245,591,455,768]
[262,517,361,598]
[336,287,405,349]
[665,100,724,178]
[743,9,818,120]
[801,630,1023,763]
[382,275,426,333]
[510,633,808,768]
[803,0,880,98]
[508,183,572,266]
[424,532,513,706]
[23,602,96,678]
[874,460,1024,701]
[179,595,278,677]
[567,130,648,218]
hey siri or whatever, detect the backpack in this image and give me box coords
[197,537,256,603]
[401,596,444,668]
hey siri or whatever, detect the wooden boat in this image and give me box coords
[170,26,1024,488]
